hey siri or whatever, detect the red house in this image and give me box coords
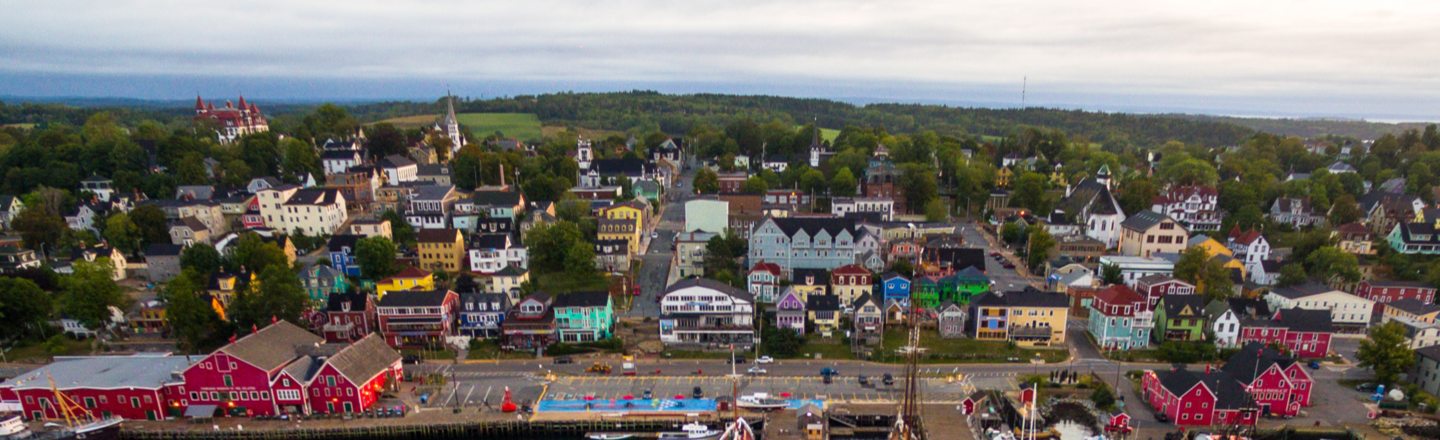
[831,264,872,296]
[1238,308,1334,358]
[0,355,193,421]
[717,172,749,194]
[1356,280,1436,305]
[1133,275,1196,308]
[241,197,265,229]
[322,291,375,343]
[1141,367,1257,426]
[281,334,401,415]
[182,321,324,417]
[1220,342,1314,415]
[376,289,459,347]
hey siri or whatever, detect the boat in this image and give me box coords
[15,373,124,440]
[735,394,787,411]
[658,422,722,440]
[585,433,636,440]
[1,415,29,439]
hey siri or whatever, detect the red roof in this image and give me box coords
[1231,228,1263,245]
[1092,285,1146,307]
[749,261,781,275]
[831,264,870,276]
[380,266,432,282]
[1335,222,1371,235]
[1152,185,1218,205]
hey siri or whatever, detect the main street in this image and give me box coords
[622,163,697,318]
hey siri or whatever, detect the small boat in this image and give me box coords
[658,422,722,440]
[585,433,636,440]
[735,394,787,411]
[1,415,30,439]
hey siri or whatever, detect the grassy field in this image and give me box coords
[878,330,1068,364]
[542,125,622,140]
[372,114,439,129]
[795,126,840,143]
[456,113,544,142]
[1,123,36,130]
[535,272,610,294]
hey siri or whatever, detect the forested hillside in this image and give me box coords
[1169,114,1431,140]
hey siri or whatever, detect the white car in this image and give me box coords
[747,366,767,375]
[651,231,659,239]
[756,356,774,364]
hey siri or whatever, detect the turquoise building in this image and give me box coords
[553,290,614,342]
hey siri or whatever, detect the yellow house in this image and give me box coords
[600,201,647,232]
[791,268,829,302]
[1209,254,1246,280]
[1048,169,1066,186]
[417,228,465,273]
[972,289,1069,347]
[1188,235,1233,258]
[996,166,1014,188]
[375,266,436,301]
[598,218,640,254]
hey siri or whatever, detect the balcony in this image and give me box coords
[1010,325,1055,341]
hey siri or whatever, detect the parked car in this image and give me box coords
[401,355,422,364]
[989,252,1001,257]
[651,232,659,239]
[693,387,704,398]
[1155,412,1169,423]
[727,355,747,364]
[756,356,774,364]
[858,375,870,386]
[1356,383,1380,393]
[1002,262,1016,269]
[554,356,574,364]
[883,374,894,386]
[747,367,767,375]
[1307,361,1321,370]
[643,388,652,399]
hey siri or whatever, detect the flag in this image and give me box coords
[272,316,278,324]
[229,335,236,343]
[252,324,258,334]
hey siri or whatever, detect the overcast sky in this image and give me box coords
[3,0,1440,120]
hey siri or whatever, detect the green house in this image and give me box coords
[1154,295,1207,342]
[949,266,990,305]
[913,276,941,309]
[552,290,614,342]
[300,264,348,309]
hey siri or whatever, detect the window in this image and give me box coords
[261,391,270,400]
[223,375,233,387]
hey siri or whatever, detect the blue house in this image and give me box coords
[326,234,363,276]
[1087,285,1153,350]
[459,291,511,338]
[880,272,911,303]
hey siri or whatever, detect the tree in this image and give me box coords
[228,265,309,329]
[693,168,719,194]
[1026,226,1056,269]
[281,138,320,179]
[1000,222,1023,245]
[0,277,53,340]
[379,210,415,245]
[889,259,915,278]
[102,212,142,254]
[762,327,806,358]
[1277,263,1308,287]
[1357,321,1415,387]
[1306,247,1360,284]
[741,176,768,195]
[226,233,288,274]
[1101,263,1123,285]
[924,199,948,222]
[179,243,223,278]
[355,236,399,280]
[1329,194,1362,226]
[12,207,65,254]
[526,221,587,272]
[129,204,170,247]
[1118,178,1158,215]
[565,241,597,278]
[60,258,129,331]
[1009,172,1049,214]
[164,269,222,352]
[899,164,938,214]
[830,167,857,197]
[367,123,408,158]
[1201,260,1236,301]
[800,168,826,195]
[1173,246,1211,285]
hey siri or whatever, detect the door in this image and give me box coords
[343,402,353,413]
[146,410,156,421]
[326,402,335,413]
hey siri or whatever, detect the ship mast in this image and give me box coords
[46,371,92,427]
[890,300,925,440]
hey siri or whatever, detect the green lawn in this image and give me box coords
[794,126,840,143]
[5,337,92,363]
[877,330,1068,364]
[401,348,456,362]
[535,272,610,294]
[799,334,858,361]
[457,113,544,142]
[466,340,533,360]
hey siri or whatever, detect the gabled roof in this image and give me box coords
[1058,178,1121,217]
[384,266,432,280]
[764,216,858,239]
[749,261,782,276]
[416,228,462,243]
[553,290,610,308]
[218,321,324,372]
[283,188,343,206]
[173,216,208,232]
[880,271,910,282]
[377,289,452,307]
[793,268,829,285]
[321,149,363,160]
[1161,295,1207,317]
[1278,308,1334,333]
[1386,298,1440,316]
[326,234,362,252]
[1364,280,1434,289]
[412,185,456,201]
[1120,210,1173,231]
[806,294,840,312]
[663,278,754,303]
[852,292,878,309]
[146,243,184,257]
[1092,285,1145,307]
[377,154,416,169]
[472,189,523,206]
[325,291,369,313]
[493,264,527,277]
[470,233,511,250]
[326,333,401,384]
[1269,282,1338,299]
[831,264,870,276]
[1222,342,1296,384]
[7,355,195,391]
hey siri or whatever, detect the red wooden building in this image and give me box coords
[1141,367,1257,426]
[182,321,325,417]
[376,289,459,347]
[1133,275,1196,308]
[1238,308,1334,358]
[0,355,193,421]
[717,172,749,194]
[322,291,375,343]
[1220,342,1314,415]
[1356,280,1436,305]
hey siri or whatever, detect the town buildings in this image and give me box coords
[968,288,1069,347]
[325,234,363,276]
[321,292,374,343]
[1056,166,1126,248]
[1133,275,1195,308]
[278,189,348,235]
[376,289,459,347]
[3,355,192,421]
[467,234,527,275]
[145,243,183,282]
[1268,197,1325,228]
[1264,282,1375,332]
[1355,280,1436,304]
[830,264,873,307]
[193,95,269,144]
[553,291,614,343]
[457,291,510,339]
[1149,185,1224,231]
[1119,211,1188,258]
[1332,223,1375,255]
[658,279,756,349]
[1237,308,1334,358]
[1088,285,1153,350]
[299,264,348,309]
[1154,295,1207,342]
[1098,256,1175,288]
[416,228,464,273]
[831,197,895,221]
[747,261,783,303]
[747,217,860,275]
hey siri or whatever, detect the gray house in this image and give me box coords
[145,243,184,283]
[747,216,860,275]
[936,301,967,338]
[1413,345,1440,397]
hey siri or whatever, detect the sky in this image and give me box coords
[3,0,1440,120]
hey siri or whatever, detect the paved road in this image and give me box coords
[623,167,696,318]
[957,222,1041,291]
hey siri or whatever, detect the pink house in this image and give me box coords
[1220,342,1313,416]
[775,288,807,335]
[1356,280,1436,305]
[1133,275,1195,308]
[1238,308,1333,359]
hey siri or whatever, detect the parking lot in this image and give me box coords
[542,375,984,404]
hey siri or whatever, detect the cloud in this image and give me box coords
[2,0,1440,117]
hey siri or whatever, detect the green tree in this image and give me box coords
[379,210,415,245]
[1026,226,1056,269]
[164,270,222,352]
[742,176,768,195]
[924,199,948,222]
[179,243,223,278]
[1000,222,1023,245]
[800,168,826,195]
[1277,263,1308,287]
[228,265,309,328]
[1101,263,1123,285]
[565,241,597,278]
[0,277,53,339]
[1328,194,1362,226]
[60,258,129,331]
[1009,172,1049,214]
[366,122,408,158]
[1173,246,1211,285]
[761,327,806,358]
[526,221,587,272]
[281,138,320,179]
[1201,260,1237,301]
[693,168,720,194]
[129,204,171,247]
[355,236,399,280]
[1306,247,1360,284]
[899,164,938,214]
[1357,321,1415,387]
[830,167,858,197]
[12,207,65,254]
[226,233,289,274]
[1118,178,1158,215]
[889,259,915,278]
[102,212,142,254]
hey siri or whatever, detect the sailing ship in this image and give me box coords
[5,373,124,440]
[889,299,925,440]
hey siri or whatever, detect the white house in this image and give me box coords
[279,188,348,235]
[1056,166,1126,248]
[1098,255,1175,289]
[658,278,755,347]
[1265,282,1375,332]
[378,154,419,186]
[831,197,895,221]
[256,184,301,230]
[467,233,528,275]
[1226,227,1271,275]
[684,199,729,234]
[321,150,364,176]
